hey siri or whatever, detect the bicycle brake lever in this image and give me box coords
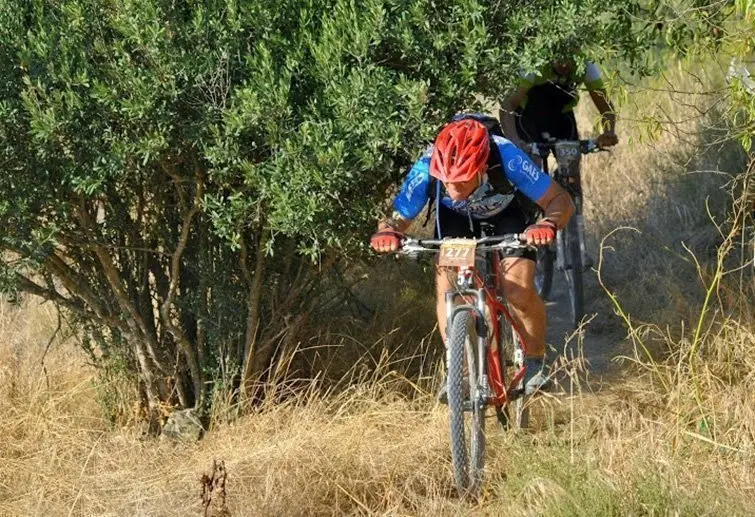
[400,240,428,258]
[515,234,539,252]
[582,140,599,154]
[494,234,532,251]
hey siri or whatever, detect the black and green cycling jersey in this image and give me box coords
[517,62,605,114]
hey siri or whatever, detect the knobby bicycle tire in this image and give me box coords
[447,310,485,497]
[563,215,585,329]
[535,246,555,300]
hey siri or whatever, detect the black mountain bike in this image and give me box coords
[528,138,605,329]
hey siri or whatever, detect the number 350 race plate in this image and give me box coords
[439,239,477,267]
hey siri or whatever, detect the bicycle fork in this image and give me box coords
[445,289,490,412]
[555,194,587,271]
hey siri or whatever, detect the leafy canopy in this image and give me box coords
[0,0,652,260]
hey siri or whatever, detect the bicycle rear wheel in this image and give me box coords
[495,314,529,430]
[447,310,485,497]
[562,215,585,328]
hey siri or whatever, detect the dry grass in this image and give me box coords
[2,61,755,516]
[577,59,747,330]
[1,297,754,516]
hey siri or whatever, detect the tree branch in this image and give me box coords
[160,165,205,406]
[240,226,269,396]
[44,251,112,321]
[77,200,168,374]
[14,273,91,318]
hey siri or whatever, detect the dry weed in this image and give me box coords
[1,294,753,516]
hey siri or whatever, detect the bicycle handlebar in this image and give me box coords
[398,233,534,255]
[525,138,606,157]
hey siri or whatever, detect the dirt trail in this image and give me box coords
[544,270,621,377]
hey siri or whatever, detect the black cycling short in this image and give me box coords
[515,107,579,142]
[433,201,536,261]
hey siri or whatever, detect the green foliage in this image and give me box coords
[0,0,653,257]
[646,1,755,146]
[0,0,663,415]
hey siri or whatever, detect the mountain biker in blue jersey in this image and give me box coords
[370,113,575,397]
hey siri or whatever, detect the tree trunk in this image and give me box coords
[240,228,269,398]
[131,336,168,433]
[160,169,206,407]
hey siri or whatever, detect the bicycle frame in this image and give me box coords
[527,138,607,325]
[485,257,529,405]
[440,247,530,409]
[399,234,535,495]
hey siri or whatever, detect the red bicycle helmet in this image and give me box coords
[429,119,490,183]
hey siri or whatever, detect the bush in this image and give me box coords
[0,0,654,426]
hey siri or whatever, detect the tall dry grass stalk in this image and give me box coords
[577,60,747,330]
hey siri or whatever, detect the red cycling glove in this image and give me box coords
[370,229,404,253]
[524,220,557,245]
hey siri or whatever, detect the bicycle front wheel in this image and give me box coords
[447,310,485,498]
[562,216,585,328]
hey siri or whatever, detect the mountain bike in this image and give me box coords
[527,138,605,329]
[399,231,536,498]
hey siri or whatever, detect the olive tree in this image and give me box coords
[0,0,650,427]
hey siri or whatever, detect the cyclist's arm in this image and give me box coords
[378,147,433,232]
[377,214,411,233]
[499,85,529,148]
[589,88,616,134]
[584,63,616,137]
[494,136,574,229]
[534,183,574,230]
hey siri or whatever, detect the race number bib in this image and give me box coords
[439,239,477,268]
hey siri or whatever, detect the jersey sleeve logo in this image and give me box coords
[404,170,426,202]
[506,154,541,183]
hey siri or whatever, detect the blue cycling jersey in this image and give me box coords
[393,135,552,220]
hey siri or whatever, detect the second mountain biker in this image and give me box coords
[499,56,619,158]
[500,55,619,275]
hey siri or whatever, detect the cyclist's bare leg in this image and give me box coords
[497,257,545,357]
[434,257,545,354]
